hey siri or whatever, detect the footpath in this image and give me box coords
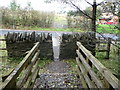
[34,61,83,88]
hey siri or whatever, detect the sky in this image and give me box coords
[0,0,104,12]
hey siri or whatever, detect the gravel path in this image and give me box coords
[34,61,83,88]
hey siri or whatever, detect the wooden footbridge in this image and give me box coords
[1,41,120,89]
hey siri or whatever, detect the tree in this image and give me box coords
[67,10,91,30]
[10,0,18,11]
[45,0,102,57]
[100,0,120,30]
[9,0,20,29]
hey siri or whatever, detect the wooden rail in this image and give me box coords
[1,42,40,89]
[76,41,119,89]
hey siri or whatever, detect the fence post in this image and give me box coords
[105,38,111,59]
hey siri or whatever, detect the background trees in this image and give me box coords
[0,0,55,29]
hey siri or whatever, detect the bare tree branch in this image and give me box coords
[69,1,93,19]
[84,0,92,6]
[97,1,104,6]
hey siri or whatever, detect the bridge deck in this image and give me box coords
[34,61,83,88]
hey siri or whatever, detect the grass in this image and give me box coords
[97,24,120,34]
[20,26,84,32]
[1,57,52,76]
[0,57,23,77]
[18,25,120,34]
[95,44,119,78]
[38,58,52,73]
[1,24,120,34]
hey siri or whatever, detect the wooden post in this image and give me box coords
[105,38,111,59]
[91,0,97,57]
[0,35,8,82]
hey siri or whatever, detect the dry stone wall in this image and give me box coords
[5,32,95,60]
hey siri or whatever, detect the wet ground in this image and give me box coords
[34,61,83,88]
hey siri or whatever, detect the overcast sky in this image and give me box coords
[0,0,104,12]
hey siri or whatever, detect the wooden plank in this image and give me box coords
[24,60,39,88]
[0,39,6,41]
[17,64,32,88]
[31,50,40,65]
[1,42,40,89]
[76,57,96,88]
[0,48,7,50]
[76,50,104,88]
[30,67,39,88]
[32,60,40,73]
[24,67,39,88]
[77,42,119,89]
[17,50,40,88]
[2,69,14,82]
[76,65,88,88]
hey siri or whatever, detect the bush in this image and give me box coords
[0,7,54,29]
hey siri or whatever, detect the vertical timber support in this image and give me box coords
[0,35,8,82]
[105,38,111,59]
[92,0,97,56]
[88,0,97,69]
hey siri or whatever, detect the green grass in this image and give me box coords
[22,25,120,34]
[2,23,120,34]
[95,45,119,78]
[38,58,52,73]
[0,57,23,76]
[21,26,84,32]
[97,24,120,34]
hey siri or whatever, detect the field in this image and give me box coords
[15,24,120,34]
[96,44,119,78]
[97,24,120,34]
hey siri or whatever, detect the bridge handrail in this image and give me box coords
[1,42,40,89]
[76,41,119,89]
